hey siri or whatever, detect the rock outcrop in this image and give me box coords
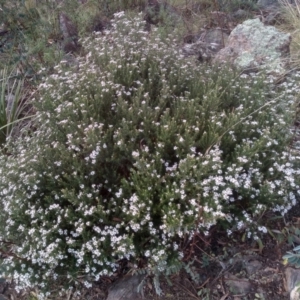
[213,18,291,74]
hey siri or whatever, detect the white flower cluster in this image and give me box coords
[0,12,299,296]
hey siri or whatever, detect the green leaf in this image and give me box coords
[288,256,299,265]
[242,232,246,242]
[283,253,295,259]
[256,238,264,253]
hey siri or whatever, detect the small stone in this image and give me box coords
[225,274,252,295]
[244,259,263,276]
[106,274,145,300]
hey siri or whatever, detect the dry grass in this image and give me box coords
[161,0,217,41]
[279,0,300,68]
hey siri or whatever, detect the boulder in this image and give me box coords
[213,18,291,74]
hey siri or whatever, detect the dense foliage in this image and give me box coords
[0,12,299,295]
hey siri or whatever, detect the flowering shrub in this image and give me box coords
[0,12,299,295]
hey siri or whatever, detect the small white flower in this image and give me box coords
[116,188,122,198]
[132,151,139,158]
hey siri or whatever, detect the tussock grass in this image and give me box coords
[279,0,300,69]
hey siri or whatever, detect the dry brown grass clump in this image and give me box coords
[279,0,300,69]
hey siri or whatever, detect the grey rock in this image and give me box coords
[106,274,145,300]
[232,9,250,21]
[213,18,291,75]
[285,267,300,300]
[291,288,300,300]
[243,259,263,276]
[224,273,253,295]
[201,28,229,47]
